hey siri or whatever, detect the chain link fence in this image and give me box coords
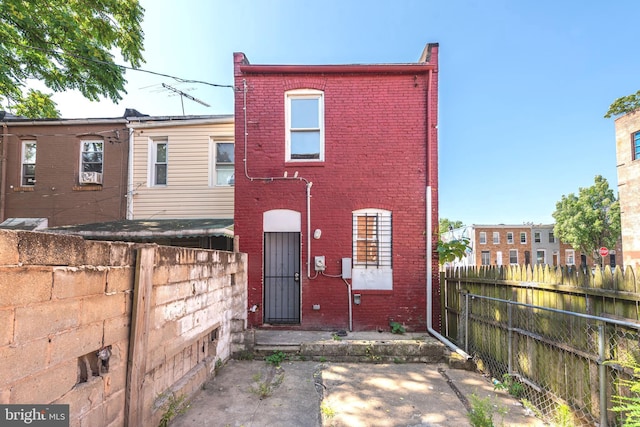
[457,292,640,426]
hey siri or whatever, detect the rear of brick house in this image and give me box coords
[233,44,440,332]
[0,117,129,227]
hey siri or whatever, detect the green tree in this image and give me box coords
[552,175,621,263]
[439,218,464,235]
[13,89,60,118]
[605,90,640,118]
[437,218,469,265]
[0,0,145,118]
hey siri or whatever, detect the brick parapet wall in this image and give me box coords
[0,230,247,427]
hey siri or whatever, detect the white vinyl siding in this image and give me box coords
[130,120,234,219]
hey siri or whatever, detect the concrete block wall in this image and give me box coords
[0,230,135,427]
[0,230,247,427]
[143,246,247,426]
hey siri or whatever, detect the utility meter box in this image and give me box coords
[342,258,352,279]
[314,256,326,271]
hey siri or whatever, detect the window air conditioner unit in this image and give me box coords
[80,171,103,184]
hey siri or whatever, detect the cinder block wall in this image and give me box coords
[0,230,247,427]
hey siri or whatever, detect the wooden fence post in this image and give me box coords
[125,246,155,427]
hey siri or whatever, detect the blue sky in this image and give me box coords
[49,0,638,226]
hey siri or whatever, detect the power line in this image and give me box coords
[3,39,236,90]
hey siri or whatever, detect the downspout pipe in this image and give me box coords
[425,67,470,359]
[427,187,469,358]
[241,79,314,278]
[126,126,134,219]
[0,122,7,222]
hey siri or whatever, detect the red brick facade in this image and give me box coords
[1,120,129,226]
[234,45,440,332]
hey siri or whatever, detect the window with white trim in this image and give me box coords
[566,249,575,265]
[507,232,514,244]
[492,232,500,244]
[80,140,104,173]
[150,138,167,186]
[285,89,324,161]
[352,209,392,290]
[479,232,486,244]
[509,249,518,264]
[534,232,541,243]
[520,232,527,244]
[211,140,234,186]
[536,250,545,264]
[21,141,36,186]
[481,251,490,265]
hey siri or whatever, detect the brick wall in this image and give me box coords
[615,111,640,270]
[0,229,247,427]
[2,122,129,226]
[234,48,439,332]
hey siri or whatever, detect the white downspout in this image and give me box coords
[306,181,312,278]
[424,63,469,358]
[427,186,470,358]
[126,126,134,219]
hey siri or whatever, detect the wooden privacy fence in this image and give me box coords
[441,264,640,426]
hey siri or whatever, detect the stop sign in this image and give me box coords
[599,247,609,257]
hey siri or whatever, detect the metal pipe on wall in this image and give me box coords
[0,122,8,222]
[241,79,314,279]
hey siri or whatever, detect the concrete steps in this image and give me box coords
[240,330,473,367]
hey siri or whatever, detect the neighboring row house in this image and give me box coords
[614,110,640,270]
[0,114,130,228]
[0,112,234,249]
[443,224,622,269]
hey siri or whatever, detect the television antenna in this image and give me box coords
[161,83,210,115]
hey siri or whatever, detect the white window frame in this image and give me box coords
[481,251,490,265]
[149,138,168,187]
[285,89,324,162]
[492,232,500,244]
[479,232,487,244]
[509,249,518,265]
[507,232,514,244]
[566,249,575,265]
[536,249,546,265]
[352,208,392,290]
[534,232,541,243]
[80,139,104,174]
[210,139,234,187]
[520,232,527,244]
[21,141,36,186]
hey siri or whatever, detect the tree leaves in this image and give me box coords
[604,90,640,118]
[13,89,60,118]
[0,0,145,117]
[552,175,621,260]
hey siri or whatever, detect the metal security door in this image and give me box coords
[264,232,300,324]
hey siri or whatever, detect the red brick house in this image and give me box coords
[233,44,440,332]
